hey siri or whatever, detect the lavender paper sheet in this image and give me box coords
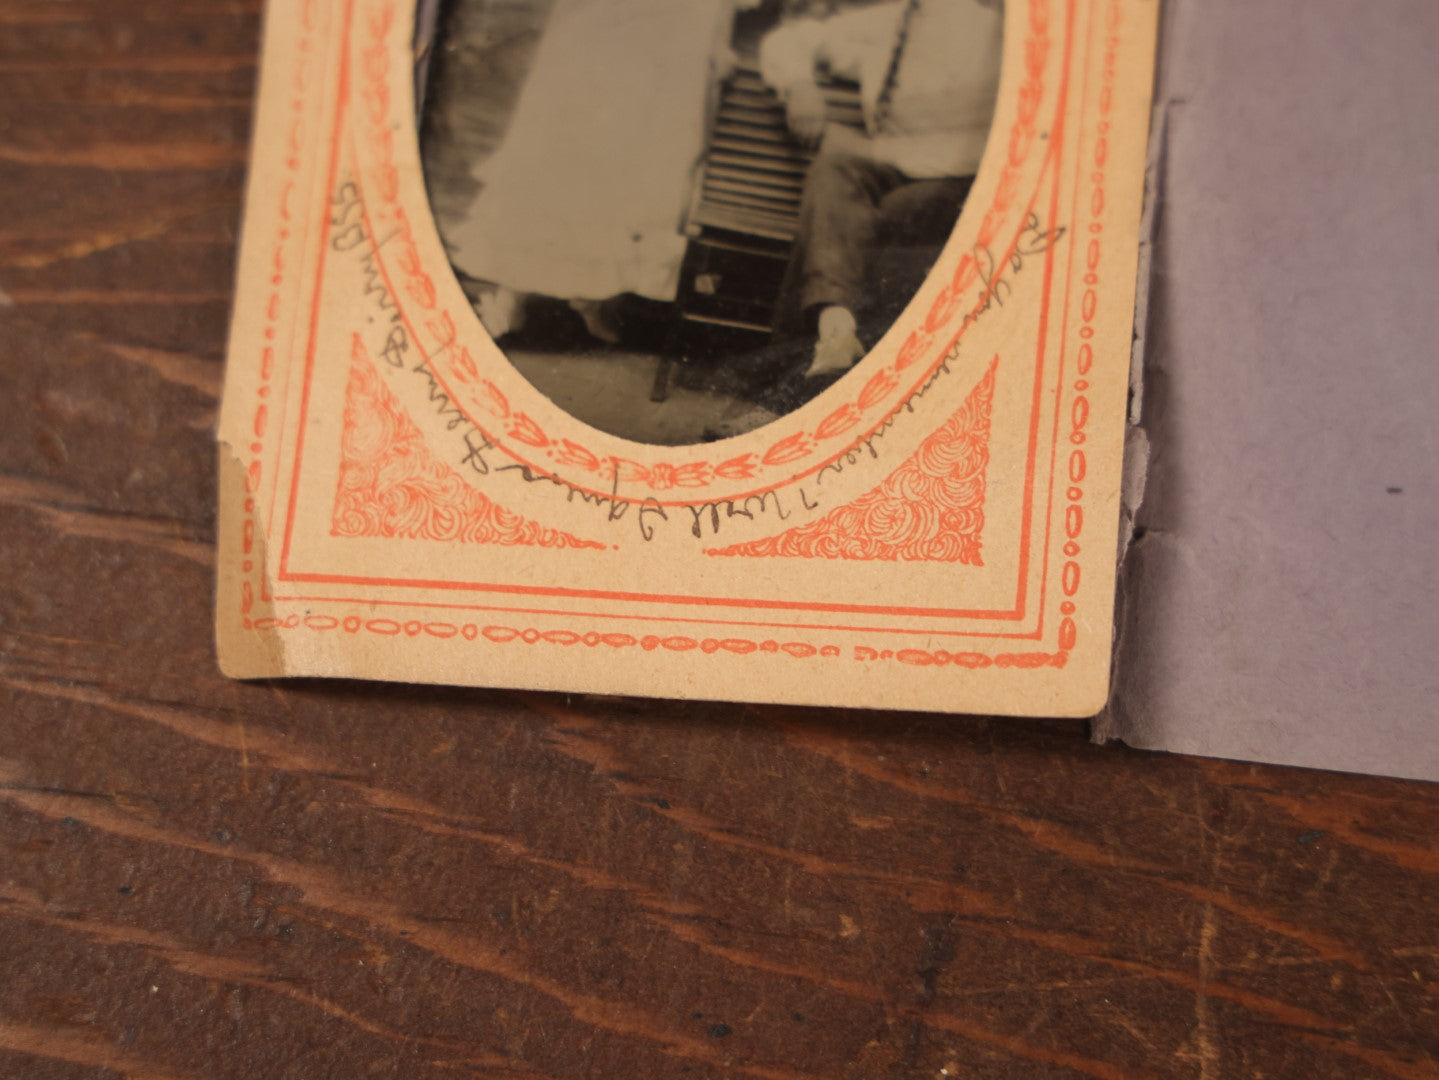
[1097,0,1439,781]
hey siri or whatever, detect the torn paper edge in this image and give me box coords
[1091,34,1172,741]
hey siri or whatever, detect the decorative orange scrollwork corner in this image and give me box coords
[332,337,605,549]
[708,358,997,562]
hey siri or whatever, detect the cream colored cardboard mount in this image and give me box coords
[217,0,1159,716]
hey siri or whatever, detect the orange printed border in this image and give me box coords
[245,610,1066,671]
[229,0,1139,684]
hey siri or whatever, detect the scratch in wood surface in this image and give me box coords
[4,674,708,930]
[0,883,514,1065]
[781,724,1375,970]
[265,682,296,714]
[644,912,883,1004]
[1299,1033,1439,1080]
[0,3,260,25]
[0,782,116,802]
[3,220,175,270]
[0,683,829,1071]
[527,701,1011,917]
[970,898,1369,1040]
[528,701,1410,1059]
[941,973,1148,997]
[919,1015,1142,1080]
[428,1058,555,1079]
[1247,790,1438,875]
[1086,1006,1158,1057]
[239,719,251,796]
[0,769,826,1080]
[0,882,271,984]
[1188,784,1224,1080]
[0,629,124,651]
[0,474,212,566]
[521,707,1270,1076]
[1194,901,1218,1080]
[631,912,1149,1080]
[1197,760,1439,871]
[368,799,706,920]
[1023,933,1439,1078]
[2,288,233,305]
[0,141,245,171]
[0,55,257,74]
[1367,967,1439,1077]
[0,188,241,270]
[0,1019,209,1080]
[747,870,1438,1080]
[19,87,253,111]
[0,650,112,691]
[983,722,1012,803]
[1391,946,1439,959]
[1228,953,1348,973]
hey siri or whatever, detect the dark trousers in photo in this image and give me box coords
[774,148,975,338]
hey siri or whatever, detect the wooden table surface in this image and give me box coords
[2,3,1436,1077]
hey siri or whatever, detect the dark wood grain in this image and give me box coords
[1,3,1437,1078]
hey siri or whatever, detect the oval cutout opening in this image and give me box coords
[418,0,1002,446]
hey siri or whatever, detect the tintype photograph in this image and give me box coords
[418,0,1004,445]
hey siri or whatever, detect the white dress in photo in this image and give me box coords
[448,0,739,304]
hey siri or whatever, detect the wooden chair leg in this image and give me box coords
[650,355,674,403]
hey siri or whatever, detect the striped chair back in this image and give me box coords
[688,63,865,244]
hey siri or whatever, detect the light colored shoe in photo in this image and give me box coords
[569,298,623,345]
[806,305,864,378]
[476,285,527,339]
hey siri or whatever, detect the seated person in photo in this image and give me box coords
[759,0,1003,377]
[447,0,761,346]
